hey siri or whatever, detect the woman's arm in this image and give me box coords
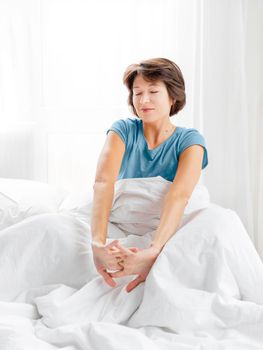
[90,131,127,287]
[151,144,204,251]
[91,131,125,244]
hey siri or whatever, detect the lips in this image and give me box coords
[141,108,154,112]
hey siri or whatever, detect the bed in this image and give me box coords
[0,176,263,349]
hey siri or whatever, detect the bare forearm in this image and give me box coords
[151,193,188,251]
[91,181,114,244]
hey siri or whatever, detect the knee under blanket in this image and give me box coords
[0,177,263,349]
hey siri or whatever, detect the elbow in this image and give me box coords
[167,191,190,207]
[93,179,115,192]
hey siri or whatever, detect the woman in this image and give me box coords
[91,58,208,293]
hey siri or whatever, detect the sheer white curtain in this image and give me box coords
[0,0,199,190]
[0,0,45,180]
[0,0,262,256]
[196,0,263,257]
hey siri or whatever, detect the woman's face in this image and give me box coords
[132,74,173,123]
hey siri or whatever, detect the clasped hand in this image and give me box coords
[91,240,160,292]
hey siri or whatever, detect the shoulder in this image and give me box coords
[176,126,208,169]
[108,117,139,131]
[176,127,206,146]
[106,117,140,144]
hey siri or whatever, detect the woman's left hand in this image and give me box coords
[110,243,160,292]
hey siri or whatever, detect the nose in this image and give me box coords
[140,93,150,104]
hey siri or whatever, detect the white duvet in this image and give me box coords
[0,176,263,349]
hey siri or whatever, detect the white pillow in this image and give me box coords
[59,185,93,221]
[108,177,210,235]
[59,177,210,225]
[0,178,68,230]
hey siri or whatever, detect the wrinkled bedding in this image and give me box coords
[0,177,263,349]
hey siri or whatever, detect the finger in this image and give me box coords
[104,275,117,287]
[106,240,120,249]
[126,275,143,293]
[107,261,124,271]
[117,264,124,271]
[108,246,120,253]
[117,260,124,268]
[128,247,140,253]
[99,269,116,287]
[109,251,125,258]
[114,242,133,256]
[110,269,126,278]
[108,255,125,266]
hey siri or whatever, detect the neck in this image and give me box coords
[142,119,176,149]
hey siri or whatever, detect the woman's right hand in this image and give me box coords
[91,240,126,287]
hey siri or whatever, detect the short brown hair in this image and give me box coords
[123,58,186,117]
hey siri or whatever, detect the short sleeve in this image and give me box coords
[106,119,128,145]
[178,128,208,169]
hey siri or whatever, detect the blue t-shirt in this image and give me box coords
[106,118,208,182]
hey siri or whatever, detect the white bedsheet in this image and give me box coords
[0,177,263,349]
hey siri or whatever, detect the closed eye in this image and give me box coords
[134,91,159,96]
